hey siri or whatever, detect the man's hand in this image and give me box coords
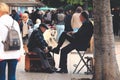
[67,31,74,35]
[67,31,74,36]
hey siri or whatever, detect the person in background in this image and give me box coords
[46,10,52,24]
[27,24,54,73]
[64,10,73,32]
[52,12,93,73]
[34,18,41,30]
[51,10,57,25]
[71,6,83,32]
[19,13,33,53]
[112,8,120,36]
[0,2,23,80]
[56,8,65,41]
[29,10,34,21]
[10,9,20,22]
[32,9,42,24]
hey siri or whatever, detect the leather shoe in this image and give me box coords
[56,69,68,73]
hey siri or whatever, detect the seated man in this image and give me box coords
[52,12,94,73]
[27,23,54,73]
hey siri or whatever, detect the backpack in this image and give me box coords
[2,20,21,51]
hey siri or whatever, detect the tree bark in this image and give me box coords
[93,0,120,80]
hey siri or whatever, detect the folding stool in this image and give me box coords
[73,50,93,74]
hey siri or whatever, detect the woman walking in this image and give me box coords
[0,3,23,80]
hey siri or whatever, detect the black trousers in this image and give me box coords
[57,32,76,69]
[32,48,51,69]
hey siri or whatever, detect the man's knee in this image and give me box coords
[61,48,69,55]
[61,48,65,54]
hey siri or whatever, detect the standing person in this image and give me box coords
[71,6,83,32]
[51,10,57,25]
[29,9,34,20]
[0,2,23,80]
[56,8,65,41]
[44,10,52,24]
[46,10,52,24]
[64,10,73,32]
[112,8,120,36]
[33,9,42,24]
[10,9,20,22]
[19,13,33,53]
[52,12,93,73]
[33,18,41,30]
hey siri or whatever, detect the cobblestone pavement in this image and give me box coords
[15,35,120,80]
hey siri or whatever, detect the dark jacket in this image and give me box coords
[11,13,20,22]
[64,14,73,32]
[27,29,48,51]
[72,20,93,51]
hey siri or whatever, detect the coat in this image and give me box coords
[0,14,24,60]
[27,29,48,51]
[64,14,73,32]
[72,20,94,51]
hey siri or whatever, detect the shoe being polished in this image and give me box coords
[56,69,68,73]
[52,47,60,54]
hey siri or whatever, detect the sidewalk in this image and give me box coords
[17,54,94,80]
[16,37,120,80]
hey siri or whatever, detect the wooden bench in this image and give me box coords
[25,52,42,72]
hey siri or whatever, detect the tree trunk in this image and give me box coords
[93,0,120,80]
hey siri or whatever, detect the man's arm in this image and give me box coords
[73,21,92,38]
[35,31,48,49]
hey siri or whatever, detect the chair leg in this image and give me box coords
[73,53,85,73]
[78,51,93,73]
[77,64,85,74]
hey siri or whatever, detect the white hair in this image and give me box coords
[36,19,41,24]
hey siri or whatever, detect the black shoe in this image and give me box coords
[56,69,68,73]
[52,67,58,71]
[52,47,60,54]
[45,68,55,73]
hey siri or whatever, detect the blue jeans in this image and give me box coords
[56,25,65,42]
[0,59,18,80]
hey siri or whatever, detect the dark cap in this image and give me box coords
[39,23,48,29]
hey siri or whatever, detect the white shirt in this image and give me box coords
[22,21,28,37]
[0,14,24,59]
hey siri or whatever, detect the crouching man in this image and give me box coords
[27,23,55,73]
